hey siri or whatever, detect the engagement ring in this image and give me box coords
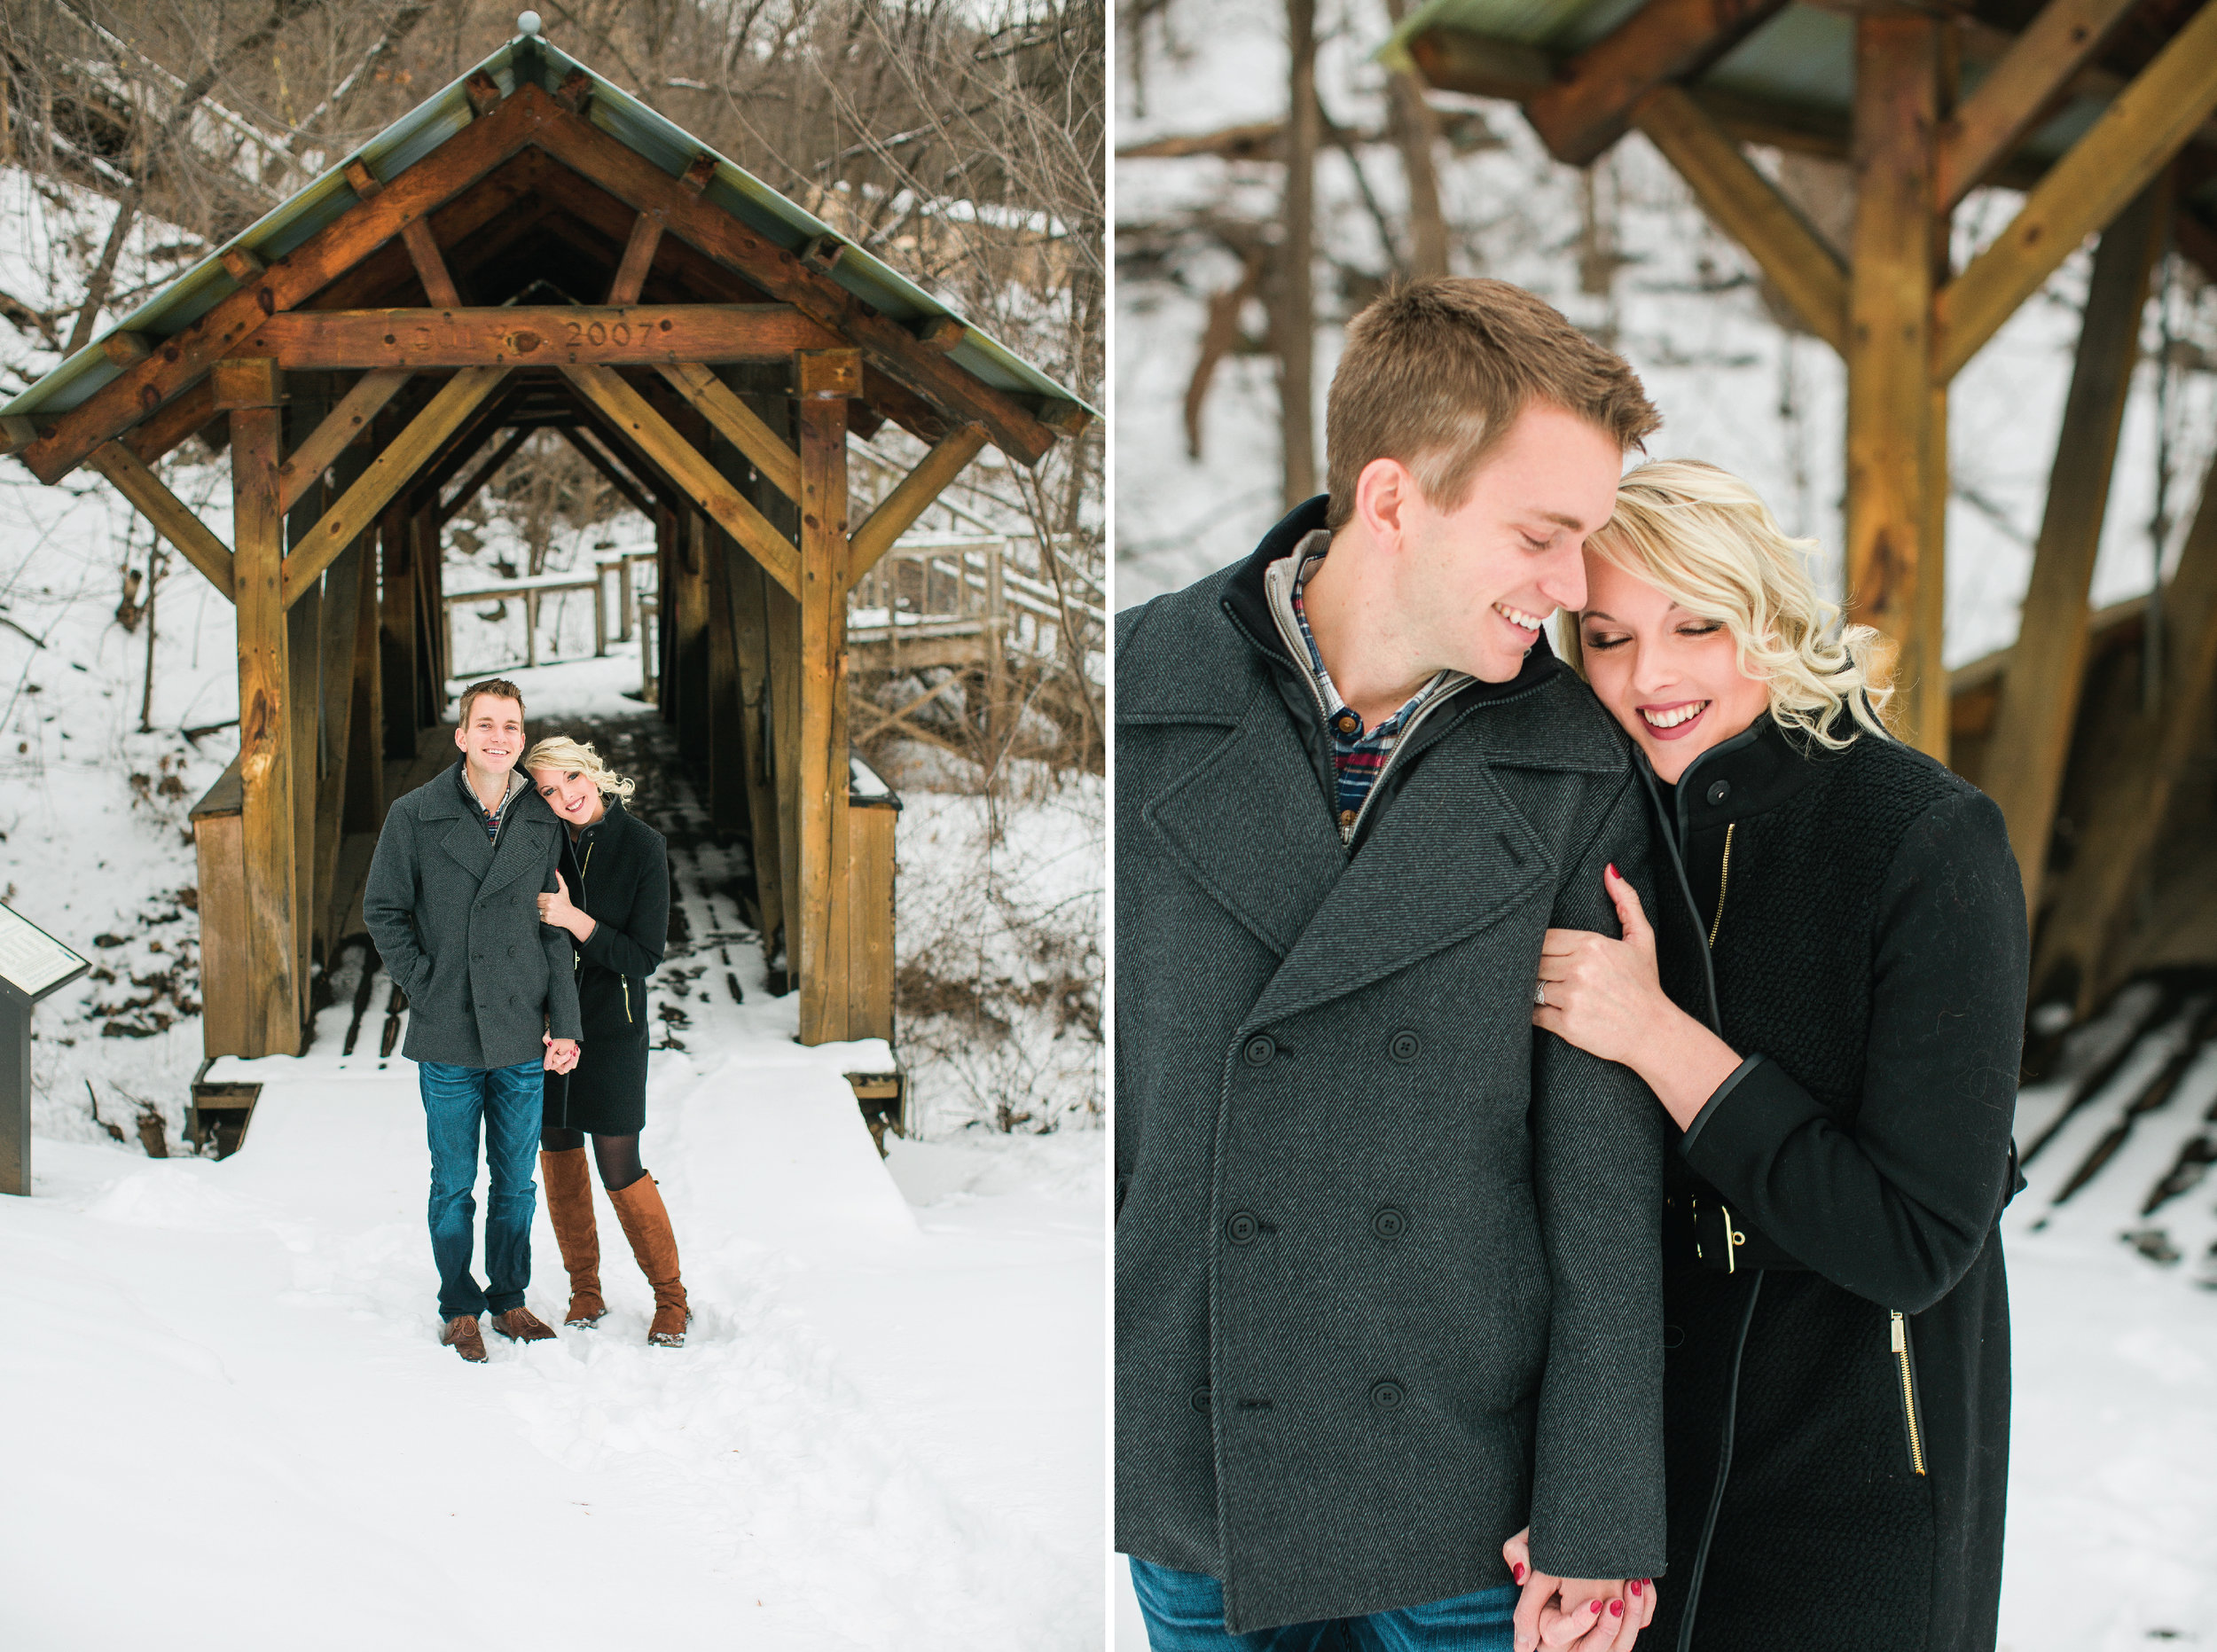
[1533,981,1547,1007]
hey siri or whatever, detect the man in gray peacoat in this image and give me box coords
[363,679,582,1359]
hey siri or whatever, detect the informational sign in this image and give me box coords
[0,904,89,1003]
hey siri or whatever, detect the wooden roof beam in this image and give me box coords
[1525,0,1792,168]
[278,369,411,515]
[87,440,234,601]
[654,359,801,501]
[437,426,531,527]
[849,425,990,585]
[17,83,553,486]
[558,424,654,518]
[282,366,509,607]
[1938,0,2147,210]
[1633,85,1848,354]
[607,211,665,306]
[1403,27,1555,103]
[560,362,802,596]
[231,305,840,370]
[1936,0,2217,381]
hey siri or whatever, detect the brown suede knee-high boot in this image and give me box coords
[539,1147,607,1327]
[607,1172,689,1346]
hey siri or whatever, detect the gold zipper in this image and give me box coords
[1707,821,1735,948]
[622,978,632,1023]
[1891,1311,1927,1476]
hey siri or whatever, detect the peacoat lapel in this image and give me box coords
[1143,679,1347,959]
[1243,715,1553,1034]
[427,763,547,895]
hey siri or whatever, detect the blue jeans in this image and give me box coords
[419,1057,544,1321]
[1129,1558,1516,1652]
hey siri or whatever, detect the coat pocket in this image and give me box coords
[1889,1310,1928,1476]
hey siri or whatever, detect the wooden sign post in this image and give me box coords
[0,904,90,1196]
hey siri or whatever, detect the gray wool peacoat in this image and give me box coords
[362,760,583,1070]
[1115,501,1668,1632]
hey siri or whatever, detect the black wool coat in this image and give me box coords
[1639,715,2026,1652]
[363,760,583,1069]
[543,795,669,1137]
[1116,499,1669,1633]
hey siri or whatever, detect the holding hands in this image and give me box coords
[1502,1529,1655,1652]
[543,1033,580,1074]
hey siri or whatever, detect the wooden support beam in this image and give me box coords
[672,513,713,760]
[231,385,304,1053]
[529,106,1061,466]
[558,424,652,518]
[1846,19,1945,757]
[101,332,151,368]
[607,211,665,306]
[464,70,502,118]
[704,516,747,834]
[1524,0,1791,168]
[400,219,463,309]
[1937,0,2144,210]
[121,379,218,465]
[1936,0,2217,381]
[378,503,418,759]
[849,425,991,584]
[0,415,35,456]
[1983,181,2166,912]
[438,426,530,527]
[15,84,551,485]
[282,366,508,608]
[795,352,856,1045]
[727,550,787,966]
[1633,85,1848,355]
[654,359,801,502]
[1403,27,1555,101]
[560,363,803,597]
[277,369,411,516]
[85,441,235,601]
[234,304,840,371]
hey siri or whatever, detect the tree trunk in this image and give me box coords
[1279,0,1320,506]
[1383,0,1449,278]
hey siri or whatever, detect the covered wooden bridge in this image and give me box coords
[0,20,1090,1060]
[1391,0,2217,1022]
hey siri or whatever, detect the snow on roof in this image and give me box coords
[4,20,1094,423]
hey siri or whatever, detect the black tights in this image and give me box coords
[541,1126,646,1192]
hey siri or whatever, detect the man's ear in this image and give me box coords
[1353,456,1415,552]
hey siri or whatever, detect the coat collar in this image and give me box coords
[418,756,559,894]
[1656,710,1845,838]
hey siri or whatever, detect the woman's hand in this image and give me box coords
[537,872,595,942]
[1533,866,1741,1130]
[1502,1528,1655,1652]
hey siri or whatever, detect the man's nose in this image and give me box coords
[1538,543,1587,615]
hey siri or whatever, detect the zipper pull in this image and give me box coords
[1890,1310,1906,1353]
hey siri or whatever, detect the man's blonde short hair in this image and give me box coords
[1324,278,1660,530]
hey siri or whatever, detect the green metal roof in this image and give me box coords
[5,26,1093,422]
[1382,0,2111,176]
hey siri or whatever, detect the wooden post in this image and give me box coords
[343,536,385,835]
[1845,20,1943,757]
[795,349,858,1041]
[378,501,418,759]
[224,360,304,1054]
[702,434,749,836]
[1982,181,2166,911]
[729,551,787,967]
[675,513,712,761]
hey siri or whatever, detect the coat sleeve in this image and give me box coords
[1524,768,1670,1583]
[362,803,430,1001]
[540,847,584,1043]
[1680,787,2027,1312]
[578,827,669,979]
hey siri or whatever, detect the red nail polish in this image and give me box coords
[1610,1601,1625,1618]
[1513,1563,1525,1583]
[1630,1580,1642,1597]
[1607,862,1619,879]
[1590,1601,1603,1615]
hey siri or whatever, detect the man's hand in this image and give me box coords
[1503,1528,1654,1652]
[543,1035,580,1074]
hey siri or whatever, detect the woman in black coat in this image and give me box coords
[1510,460,2026,1652]
[522,735,689,1347]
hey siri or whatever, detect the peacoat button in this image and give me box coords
[1372,1205,1407,1241]
[1388,1030,1420,1062]
[1370,1379,1406,1412]
[1191,1384,1211,1414]
[1243,1035,1276,1067]
[1707,779,1731,805]
[1226,1210,1260,1246]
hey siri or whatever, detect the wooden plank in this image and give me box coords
[673,513,713,761]
[231,398,303,1054]
[558,425,653,518]
[399,218,462,309]
[343,535,385,835]
[654,360,802,502]
[846,798,896,1043]
[1936,0,2217,381]
[607,211,665,305]
[764,543,804,994]
[192,760,250,1059]
[529,107,1061,466]
[284,390,329,997]
[86,441,235,601]
[437,427,529,528]
[1524,0,1792,168]
[849,425,991,584]
[378,503,418,759]
[704,516,747,834]
[1938,0,2148,211]
[728,548,787,967]
[236,304,840,370]
[277,369,411,516]
[1845,20,1944,758]
[560,363,802,598]
[281,366,508,607]
[1633,86,1847,355]
[796,376,852,1045]
[121,379,218,465]
[1983,181,2166,910]
[18,86,552,485]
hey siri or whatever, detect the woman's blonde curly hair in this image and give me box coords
[1565,458,1894,750]
[521,735,638,801]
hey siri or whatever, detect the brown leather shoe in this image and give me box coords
[441,1314,488,1362]
[608,1173,691,1346]
[540,1147,607,1327]
[490,1306,557,1342]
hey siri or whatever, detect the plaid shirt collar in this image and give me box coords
[455,759,527,842]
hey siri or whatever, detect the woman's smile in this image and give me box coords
[1638,698,1710,738]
